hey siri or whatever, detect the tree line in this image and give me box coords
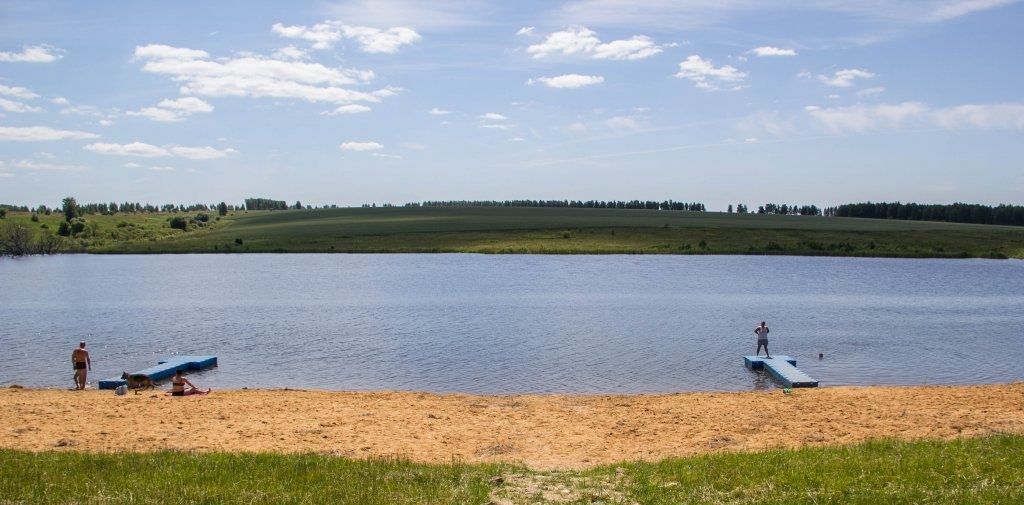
[21,201,243,216]
[403,200,708,211]
[823,202,1024,226]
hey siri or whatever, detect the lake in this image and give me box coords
[1,254,1022,393]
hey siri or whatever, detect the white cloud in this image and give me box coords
[807,102,929,133]
[856,86,886,97]
[674,55,747,90]
[509,136,525,141]
[272,45,308,60]
[592,36,664,60]
[51,96,69,105]
[428,107,451,115]
[567,121,587,133]
[134,44,388,107]
[0,84,39,100]
[127,96,213,122]
[148,165,175,171]
[0,44,63,63]
[0,97,42,113]
[516,26,535,36]
[98,119,114,127]
[604,115,644,132]
[745,137,759,143]
[926,0,1017,21]
[479,112,508,120]
[477,123,512,130]
[749,46,797,57]
[931,103,1024,130]
[124,108,176,122]
[272,21,421,53]
[371,152,403,159]
[339,141,384,151]
[84,142,236,159]
[527,26,665,60]
[124,162,142,168]
[342,25,422,54]
[0,126,99,141]
[819,68,875,87]
[60,104,110,117]
[169,145,236,160]
[554,1,1016,29]
[323,104,372,115]
[9,159,87,171]
[159,96,214,113]
[527,74,604,89]
[84,142,169,157]
[323,0,487,30]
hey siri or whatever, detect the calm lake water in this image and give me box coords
[1,254,1022,393]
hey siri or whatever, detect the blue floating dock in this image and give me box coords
[98,355,217,390]
[744,355,818,388]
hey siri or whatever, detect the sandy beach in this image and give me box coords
[2,383,1022,469]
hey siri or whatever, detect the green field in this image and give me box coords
[1,435,1021,504]
[5,206,1024,258]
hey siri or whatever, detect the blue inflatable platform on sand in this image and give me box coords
[98,356,217,390]
[744,355,818,388]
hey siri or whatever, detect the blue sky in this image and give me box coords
[1,0,1022,210]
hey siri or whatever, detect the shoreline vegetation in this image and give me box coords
[1,384,1022,503]
[3,205,1024,258]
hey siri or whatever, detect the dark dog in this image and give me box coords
[121,372,156,394]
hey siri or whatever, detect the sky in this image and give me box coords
[1,0,1022,210]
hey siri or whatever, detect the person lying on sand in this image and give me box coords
[169,370,210,396]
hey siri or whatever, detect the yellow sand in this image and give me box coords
[2,383,1022,469]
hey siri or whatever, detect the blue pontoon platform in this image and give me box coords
[744,355,818,388]
[98,355,217,390]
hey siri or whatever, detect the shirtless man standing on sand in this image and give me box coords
[71,341,91,390]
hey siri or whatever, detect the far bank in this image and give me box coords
[6,207,1023,258]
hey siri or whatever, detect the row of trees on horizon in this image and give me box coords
[3,199,1023,227]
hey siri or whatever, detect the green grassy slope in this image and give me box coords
[2,435,1021,504]
[5,207,1024,257]
[86,207,1024,258]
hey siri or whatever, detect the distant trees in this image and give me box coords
[735,204,748,214]
[217,202,228,216]
[1,222,62,257]
[403,200,708,211]
[244,198,288,211]
[62,197,80,222]
[824,202,1024,226]
[168,216,188,230]
[727,204,733,213]
[755,203,821,216]
[0,208,6,219]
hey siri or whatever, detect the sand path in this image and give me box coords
[2,383,1022,469]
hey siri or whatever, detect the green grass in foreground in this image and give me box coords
[74,207,1024,258]
[2,435,1022,504]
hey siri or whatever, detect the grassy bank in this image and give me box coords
[1,435,1021,504]
[6,206,1024,258]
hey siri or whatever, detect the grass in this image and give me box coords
[1,435,1021,504]
[5,206,1024,258]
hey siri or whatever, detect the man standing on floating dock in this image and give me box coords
[754,322,771,359]
[71,341,91,390]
